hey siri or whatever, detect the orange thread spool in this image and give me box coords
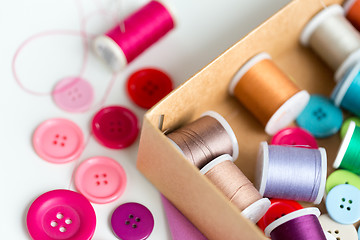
[345,0,360,31]
[200,154,270,223]
[228,53,309,135]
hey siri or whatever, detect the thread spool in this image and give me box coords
[256,142,327,204]
[300,4,360,81]
[331,62,360,116]
[93,0,176,71]
[264,208,326,240]
[344,0,360,31]
[167,111,239,169]
[200,154,270,223]
[333,121,360,175]
[228,52,310,135]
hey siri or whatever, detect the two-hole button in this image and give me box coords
[296,94,343,138]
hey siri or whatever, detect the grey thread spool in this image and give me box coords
[301,4,360,81]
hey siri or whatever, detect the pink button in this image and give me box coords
[270,127,318,149]
[33,118,84,163]
[74,156,127,204]
[91,106,139,149]
[27,189,96,240]
[52,77,94,112]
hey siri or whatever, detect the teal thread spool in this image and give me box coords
[333,121,360,175]
[331,62,360,117]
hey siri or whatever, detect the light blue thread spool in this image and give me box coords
[332,62,360,116]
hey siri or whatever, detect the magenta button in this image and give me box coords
[26,189,96,240]
[52,77,94,113]
[75,156,127,204]
[271,127,318,149]
[92,106,139,149]
[111,202,154,240]
[33,118,84,163]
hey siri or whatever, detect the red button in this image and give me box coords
[92,106,139,149]
[126,68,173,109]
[257,199,303,232]
[270,127,318,149]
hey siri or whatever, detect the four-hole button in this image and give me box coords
[326,184,360,224]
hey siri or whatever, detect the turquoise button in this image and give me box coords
[296,95,343,138]
[326,184,360,224]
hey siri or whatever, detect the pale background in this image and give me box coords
[0,0,290,239]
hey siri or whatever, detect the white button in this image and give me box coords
[319,214,357,240]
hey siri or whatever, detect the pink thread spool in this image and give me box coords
[93,0,176,71]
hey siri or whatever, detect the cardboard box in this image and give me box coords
[137,0,343,239]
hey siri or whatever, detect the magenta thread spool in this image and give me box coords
[256,142,327,204]
[93,0,176,71]
[264,208,327,240]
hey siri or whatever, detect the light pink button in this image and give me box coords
[74,156,127,204]
[27,189,96,240]
[271,127,318,149]
[33,118,84,163]
[52,77,94,112]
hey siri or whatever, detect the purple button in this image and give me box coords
[92,106,139,149]
[111,202,154,240]
[271,127,318,149]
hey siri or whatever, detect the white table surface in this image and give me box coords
[0,0,290,239]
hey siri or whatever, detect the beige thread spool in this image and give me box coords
[200,154,270,223]
[167,111,239,168]
[301,4,360,81]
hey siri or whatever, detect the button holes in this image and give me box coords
[56,213,64,219]
[135,217,140,222]
[53,141,57,145]
[142,86,147,91]
[281,213,285,217]
[117,121,122,126]
[153,85,159,90]
[104,180,108,185]
[129,214,134,219]
[59,226,67,233]
[65,219,72,225]
[51,221,58,227]
[148,91,154,96]
[60,142,65,147]
[336,238,340,240]
[340,205,344,208]
[327,230,331,233]
[345,181,349,184]
[341,198,345,202]
[118,128,122,132]
[110,121,114,126]
[103,173,107,177]
[55,134,60,138]
[334,230,339,234]
[110,128,115,132]
[96,181,100,186]
[95,174,99,178]
[63,136,67,140]
[132,224,137,228]
[125,220,130,225]
[347,207,351,211]
[349,200,353,204]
